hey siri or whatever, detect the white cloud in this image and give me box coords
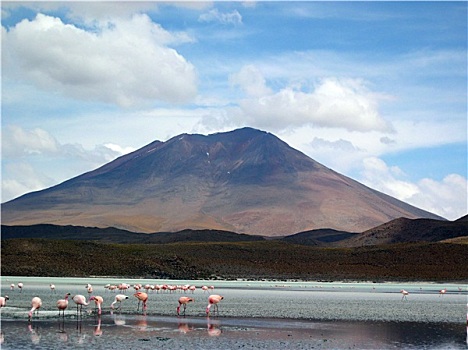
[411,175,467,220]
[360,157,467,220]
[103,143,136,157]
[199,8,243,25]
[1,125,137,202]
[230,67,392,132]
[229,64,272,97]
[2,125,60,157]
[1,162,54,203]
[2,13,197,107]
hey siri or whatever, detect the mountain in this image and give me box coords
[1,127,443,236]
[338,215,468,247]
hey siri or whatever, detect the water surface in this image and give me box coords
[1,277,466,349]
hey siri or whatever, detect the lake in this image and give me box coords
[1,276,466,349]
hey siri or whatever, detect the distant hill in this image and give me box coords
[1,127,443,236]
[278,228,357,246]
[339,216,468,247]
[1,224,265,244]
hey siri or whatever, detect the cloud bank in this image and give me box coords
[2,14,197,107]
[360,157,467,220]
[230,65,392,132]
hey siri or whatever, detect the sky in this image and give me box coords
[1,1,467,220]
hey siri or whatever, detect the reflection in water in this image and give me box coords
[112,312,126,326]
[135,315,148,331]
[94,316,103,336]
[0,314,462,349]
[28,323,41,345]
[178,321,194,334]
[75,319,88,344]
[57,318,68,342]
[207,318,222,337]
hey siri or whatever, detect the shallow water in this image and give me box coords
[1,277,466,349]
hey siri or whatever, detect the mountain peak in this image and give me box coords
[2,127,442,235]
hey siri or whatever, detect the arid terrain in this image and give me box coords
[2,215,467,281]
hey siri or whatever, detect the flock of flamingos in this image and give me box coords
[0,282,224,321]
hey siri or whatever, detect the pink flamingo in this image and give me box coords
[202,286,208,293]
[206,295,223,315]
[177,296,194,316]
[134,292,148,312]
[10,284,15,290]
[439,288,447,297]
[18,282,24,293]
[28,297,42,321]
[57,293,71,316]
[50,284,56,293]
[72,294,89,314]
[400,290,409,301]
[90,296,104,315]
[0,295,9,308]
[111,294,128,310]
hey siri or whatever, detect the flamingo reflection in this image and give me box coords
[94,316,103,336]
[178,321,194,334]
[135,315,148,331]
[57,318,68,342]
[207,318,221,337]
[113,312,126,326]
[75,319,86,345]
[28,323,41,345]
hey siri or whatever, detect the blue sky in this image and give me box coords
[2,1,467,220]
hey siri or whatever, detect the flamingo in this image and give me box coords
[111,294,128,310]
[72,295,89,314]
[50,284,56,293]
[202,286,208,293]
[439,288,447,297]
[57,293,71,316]
[18,282,24,293]
[0,295,9,308]
[177,296,194,316]
[28,297,42,321]
[206,295,223,315]
[134,292,148,312]
[10,284,14,290]
[400,289,409,301]
[90,296,104,315]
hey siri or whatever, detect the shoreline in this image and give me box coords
[3,275,468,285]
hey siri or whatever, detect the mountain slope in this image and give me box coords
[1,127,443,236]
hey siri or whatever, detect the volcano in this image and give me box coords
[1,127,442,236]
